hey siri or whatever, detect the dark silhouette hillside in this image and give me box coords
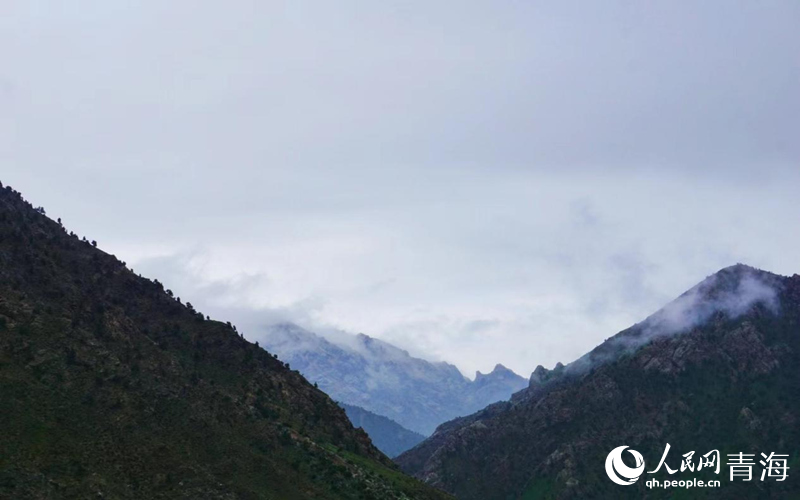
[0,182,451,500]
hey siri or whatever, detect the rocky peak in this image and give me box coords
[528,362,564,387]
[475,363,514,381]
[265,324,526,435]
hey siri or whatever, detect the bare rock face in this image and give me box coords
[529,362,565,386]
[397,265,800,499]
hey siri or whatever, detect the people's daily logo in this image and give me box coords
[605,446,645,485]
[604,443,788,490]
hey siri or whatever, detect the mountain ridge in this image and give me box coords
[262,322,528,435]
[338,403,426,458]
[0,182,451,500]
[397,264,800,499]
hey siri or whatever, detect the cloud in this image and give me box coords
[643,270,780,338]
[132,250,328,334]
[567,266,783,374]
[2,2,799,377]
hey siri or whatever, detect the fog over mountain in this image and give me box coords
[263,323,527,436]
[566,264,783,373]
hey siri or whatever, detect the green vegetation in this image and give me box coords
[0,184,451,499]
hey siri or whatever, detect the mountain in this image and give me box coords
[263,323,528,436]
[0,183,450,500]
[339,403,425,458]
[397,265,800,499]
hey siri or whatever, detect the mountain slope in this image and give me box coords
[339,403,425,458]
[263,323,527,436]
[397,265,800,499]
[0,183,451,500]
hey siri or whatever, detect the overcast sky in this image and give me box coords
[3,1,799,377]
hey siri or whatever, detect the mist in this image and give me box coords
[564,265,783,375]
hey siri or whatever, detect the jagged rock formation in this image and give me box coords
[0,183,451,500]
[397,265,800,499]
[339,403,425,458]
[263,323,528,436]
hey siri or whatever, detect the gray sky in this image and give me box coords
[3,1,799,377]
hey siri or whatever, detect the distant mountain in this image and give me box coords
[397,265,800,499]
[263,324,527,435]
[0,183,450,500]
[339,403,425,458]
